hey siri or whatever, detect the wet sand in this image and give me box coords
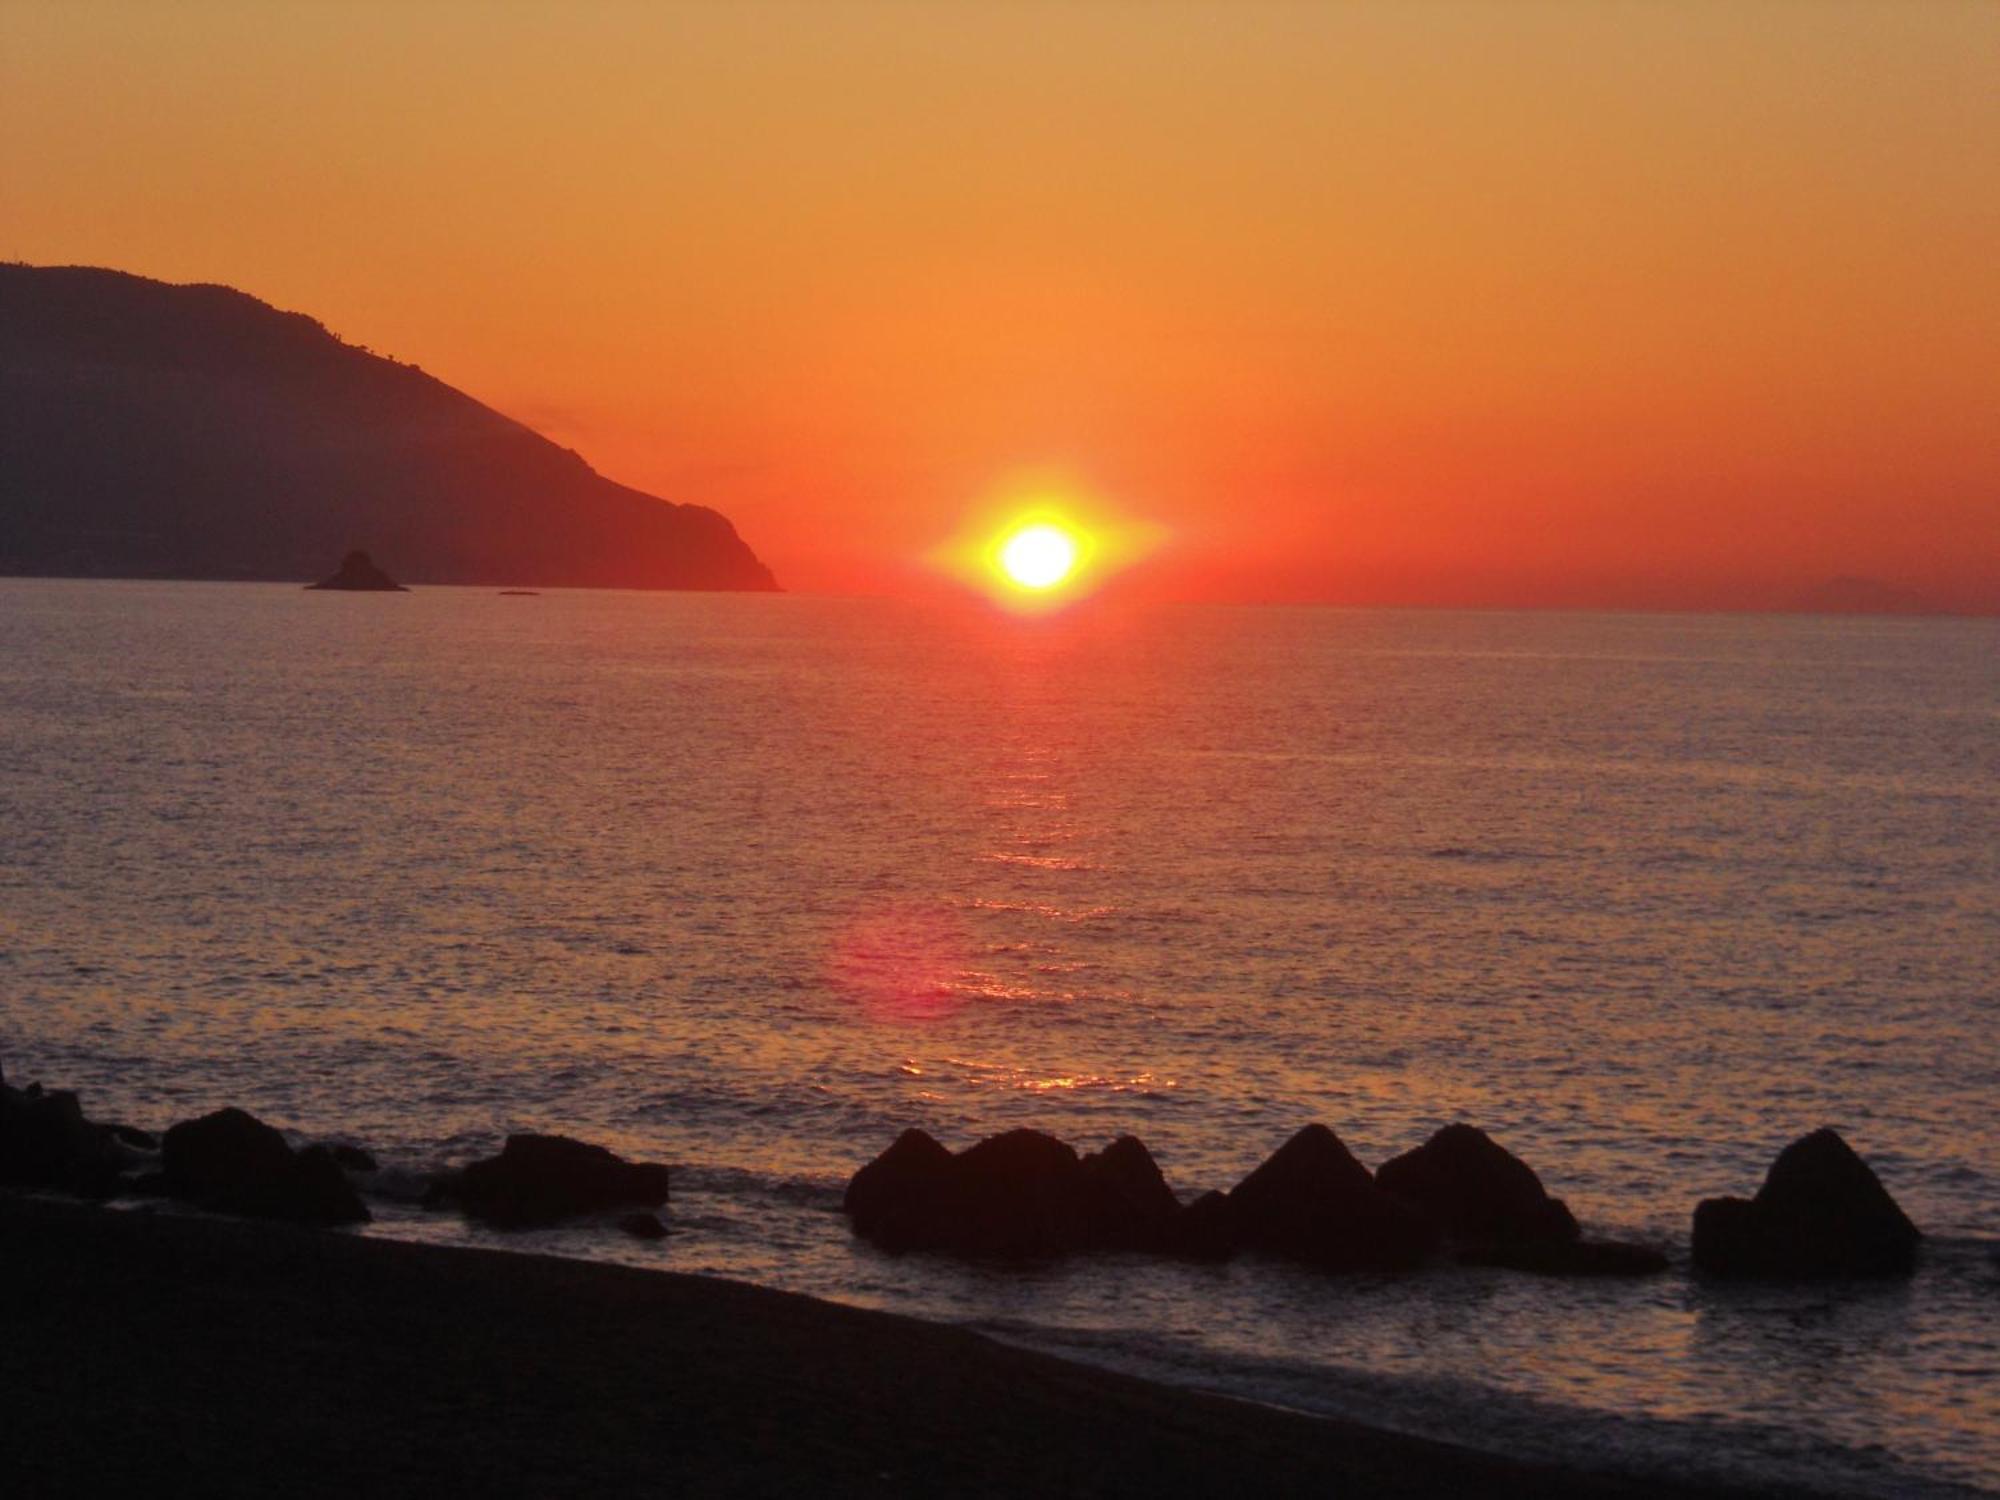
[0,1194,1809,1498]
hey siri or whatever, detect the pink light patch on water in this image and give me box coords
[827,903,981,1020]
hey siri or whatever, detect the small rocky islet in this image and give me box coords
[0,1060,1922,1282]
[304,548,407,591]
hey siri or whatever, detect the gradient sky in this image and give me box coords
[4,0,1996,609]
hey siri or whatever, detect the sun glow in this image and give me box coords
[928,481,1165,612]
[998,523,1080,590]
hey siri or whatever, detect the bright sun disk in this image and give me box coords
[998,523,1079,589]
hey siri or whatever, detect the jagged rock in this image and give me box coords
[1376,1124,1579,1245]
[1692,1128,1920,1278]
[1078,1135,1182,1251]
[161,1108,370,1226]
[325,1143,378,1173]
[938,1129,1088,1259]
[1168,1190,1239,1262]
[845,1129,1190,1259]
[0,1077,125,1196]
[1227,1124,1440,1271]
[1459,1239,1668,1277]
[450,1134,669,1228]
[164,1108,291,1197]
[619,1211,668,1240]
[843,1128,956,1246]
[294,1146,367,1213]
[306,549,407,591]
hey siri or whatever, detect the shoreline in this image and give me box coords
[0,1194,1826,1498]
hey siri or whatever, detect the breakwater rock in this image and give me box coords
[163,1107,370,1226]
[845,1120,1680,1277]
[433,1133,670,1229]
[1693,1127,1921,1278]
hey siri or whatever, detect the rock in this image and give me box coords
[324,1143,378,1173]
[619,1211,668,1241]
[306,549,407,591]
[1692,1128,1920,1278]
[1168,1190,1239,1262]
[164,1108,292,1196]
[1460,1239,1669,1277]
[1230,1123,1374,1213]
[1375,1123,1579,1245]
[1227,1124,1440,1271]
[843,1128,956,1246]
[845,1127,1059,1255]
[161,1107,370,1227]
[294,1146,368,1215]
[452,1134,669,1228]
[844,1129,1192,1259]
[106,1123,158,1151]
[0,1079,125,1196]
[1077,1135,1182,1251]
[938,1129,1089,1259]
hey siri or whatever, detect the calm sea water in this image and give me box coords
[3,580,1995,1496]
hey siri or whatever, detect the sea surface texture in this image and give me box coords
[3,581,1995,1496]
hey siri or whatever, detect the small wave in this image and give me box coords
[1424,845,1544,863]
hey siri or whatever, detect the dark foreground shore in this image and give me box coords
[1,1195,1810,1499]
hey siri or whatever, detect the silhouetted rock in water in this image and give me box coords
[1078,1135,1183,1251]
[498,589,540,596]
[843,1128,958,1248]
[1228,1125,1440,1271]
[937,1129,1089,1259]
[0,264,778,590]
[161,1107,370,1226]
[447,1134,670,1228]
[1692,1128,1920,1279]
[0,1072,128,1197]
[619,1211,668,1241]
[324,1142,378,1173]
[306,549,406,591]
[1459,1239,1668,1277]
[1169,1190,1238,1262]
[845,1129,1187,1259]
[1376,1123,1579,1246]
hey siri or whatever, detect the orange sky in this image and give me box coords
[4,0,1996,610]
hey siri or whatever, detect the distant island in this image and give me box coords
[306,549,406,592]
[0,264,777,591]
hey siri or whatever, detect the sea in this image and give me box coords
[2,579,1995,1496]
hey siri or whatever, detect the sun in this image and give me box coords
[929,483,1161,611]
[998,523,1080,590]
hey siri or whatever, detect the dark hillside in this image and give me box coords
[0,265,776,589]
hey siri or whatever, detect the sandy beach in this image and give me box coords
[0,1194,1828,1499]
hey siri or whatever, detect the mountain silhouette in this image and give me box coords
[0,265,777,590]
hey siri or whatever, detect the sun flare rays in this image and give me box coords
[930,484,1163,612]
